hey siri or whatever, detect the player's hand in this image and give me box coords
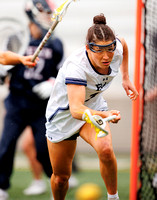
[32,78,55,100]
[105,110,121,123]
[122,79,139,101]
[20,55,39,68]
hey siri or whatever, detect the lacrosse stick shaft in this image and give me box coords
[31,0,76,62]
[103,115,117,122]
[31,20,59,62]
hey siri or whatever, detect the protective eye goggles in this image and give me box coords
[88,40,116,53]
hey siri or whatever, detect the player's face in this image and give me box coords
[86,40,115,74]
[29,23,42,39]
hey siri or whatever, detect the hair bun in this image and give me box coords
[93,13,106,25]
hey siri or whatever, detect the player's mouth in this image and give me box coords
[102,61,110,66]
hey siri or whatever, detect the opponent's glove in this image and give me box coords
[32,77,55,100]
[0,65,13,84]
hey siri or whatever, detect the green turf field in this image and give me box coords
[8,168,130,200]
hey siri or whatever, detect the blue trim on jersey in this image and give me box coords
[48,105,69,122]
[65,78,87,86]
[116,37,121,43]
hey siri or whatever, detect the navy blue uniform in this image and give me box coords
[0,36,63,190]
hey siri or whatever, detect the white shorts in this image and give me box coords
[46,99,108,143]
[46,120,85,143]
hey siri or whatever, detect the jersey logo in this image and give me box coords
[85,92,99,102]
[96,80,109,91]
[24,59,44,80]
[96,83,107,91]
[85,78,110,102]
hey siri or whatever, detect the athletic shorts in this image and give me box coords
[46,120,85,143]
[46,100,108,143]
[65,132,79,140]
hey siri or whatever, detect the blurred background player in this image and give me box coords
[21,126,79,196]
[21,0,78,196]
[0,0,64,199]
[21,126,47,195]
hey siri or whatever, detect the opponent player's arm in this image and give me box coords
[0,51,38,67]
[67,84,120,122]
[119,38,138,100]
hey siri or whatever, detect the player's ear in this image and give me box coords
[86,44,89,50]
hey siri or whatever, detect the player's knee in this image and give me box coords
[52,174,70,188]
[98,144,114,163]
[22,142,29,153]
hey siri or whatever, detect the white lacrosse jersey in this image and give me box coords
[46,38,123,142]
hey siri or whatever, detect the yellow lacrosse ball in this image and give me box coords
[75,183,102,200]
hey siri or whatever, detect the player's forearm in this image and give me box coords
[68,85,112,120]
[0,51,21,65]
[120,64,129,81]
[70,103,113,121]
[69,103,88,119]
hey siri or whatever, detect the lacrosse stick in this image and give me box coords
[82,109,116,140]
[0,17,29,79]
[31,0,76,62]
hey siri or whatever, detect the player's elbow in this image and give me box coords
[70,107,78,119]
[69,105,81,119]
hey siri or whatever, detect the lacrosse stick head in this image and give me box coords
[52,0,76,22]
[0,17,29,83]
[0,18,29,55]
[0,17,29,72]
[82,109,109,140]
[92,115,108,138]
[92,114,117,138]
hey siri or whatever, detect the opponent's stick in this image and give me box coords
[0,17,29,74]
[0,17,29,55]
[31,0,76,62]
[82,109,116,139]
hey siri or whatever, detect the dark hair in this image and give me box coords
[86,13,115,43]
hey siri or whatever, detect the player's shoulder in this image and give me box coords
[49,36,63,45]
[116,37,122,45]
[116,37,127,48]
[115,37,123,52]
[48,36,64,52]
[110,37,123,67]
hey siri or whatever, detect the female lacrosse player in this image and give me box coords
[46,14,138,200]
[0,51,38,67]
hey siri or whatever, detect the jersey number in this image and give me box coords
[24,58,45,80]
